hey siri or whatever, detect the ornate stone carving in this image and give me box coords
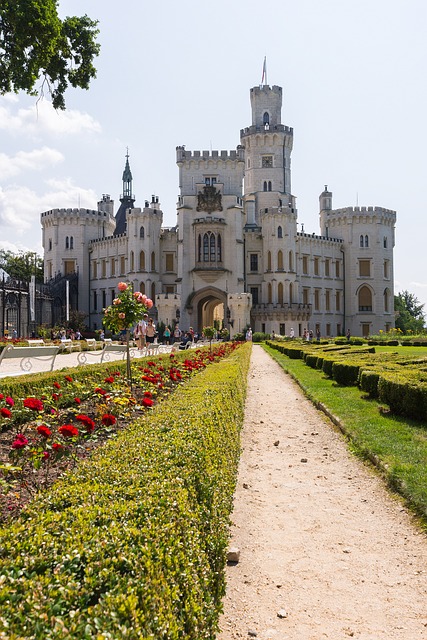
[196,186,223,213]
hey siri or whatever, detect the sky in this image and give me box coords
[1,0,426,313]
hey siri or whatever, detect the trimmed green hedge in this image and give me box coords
[0,344,251,639]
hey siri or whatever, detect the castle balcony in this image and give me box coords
[251,302,311,321]
[240,124,293,138]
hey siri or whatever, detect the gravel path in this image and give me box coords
[217,345,427,640]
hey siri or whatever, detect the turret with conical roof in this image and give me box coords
[114,151,135,235]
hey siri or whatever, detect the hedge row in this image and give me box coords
[0,343,251,639]
[266,340,427,422]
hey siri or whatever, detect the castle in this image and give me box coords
[41,82,396,338]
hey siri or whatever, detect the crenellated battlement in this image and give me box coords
[328,206,396,217]
[41,208,114,220]
[240,124,293,137]
[176,146,244,163]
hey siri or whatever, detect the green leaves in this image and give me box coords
[0,1,100,109]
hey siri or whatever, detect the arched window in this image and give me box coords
[130,251,134,271]
[289,251,293,271]
[140,281,145,295]
[267,251,272,271]
[210,233,215,261]
[359,286,373,311]
[278,250,284,270]
[383,236,388,248]
[201,231,221,263]
[289,282,293,304]
[48,239,52,251]
[151,282,155,301]
[278,282,284,305]
[268,181,272,191]
[139,250,145,271]
[203,233,209,261]
[151,251,156,271]
[360,235,364,248]
[70,236,74,249]
[365,235,369,247]
[384,288,390,313]
[263,181,268,192]
[278,226,283,238]
[65,236,69,249]
[263,112,270,125]
[268,282,272,303]
[140,226,145,238]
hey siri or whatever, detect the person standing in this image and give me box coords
[135,314,148,349]
[145,318,156,344]
[163,325,171,345]
[173,324,181,344]
[245,327,252,341]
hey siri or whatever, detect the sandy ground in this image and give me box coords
[217,345,427,640]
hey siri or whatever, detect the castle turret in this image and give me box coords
[114,152,136,236]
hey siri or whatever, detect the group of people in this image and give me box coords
[133,318,197,350]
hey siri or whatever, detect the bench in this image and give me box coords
[27,339,45,346]
[59,338,81,353]
[0,344,60,374]
[85,338,97,350]
[77,341,135,365]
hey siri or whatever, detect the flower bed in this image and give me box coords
[0,344,241,520]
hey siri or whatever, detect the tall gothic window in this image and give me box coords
[277,250,283,270]
[263,112,270,125]
[140,226,145,238]
[139,250,145,271]
[200,232,222,263]
[278,226,283,238]
[65,236,69,249]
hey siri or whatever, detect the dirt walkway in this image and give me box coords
[217,345,427,640]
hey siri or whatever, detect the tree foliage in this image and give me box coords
[0,249,44,282]
[0,1,100,109]
[394,290,426,334]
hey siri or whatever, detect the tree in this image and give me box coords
[394,290,426,334]
[0,249,44,282]
[0,1,100,109]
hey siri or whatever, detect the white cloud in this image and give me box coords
[0,147,64,180]
[0,180,98,252]
[0,99,101,137]
[410,281,427,289]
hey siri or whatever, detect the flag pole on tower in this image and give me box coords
[261,57,267,86]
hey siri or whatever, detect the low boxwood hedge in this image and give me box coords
[0,344,251,639]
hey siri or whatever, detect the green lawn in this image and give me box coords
[263,344,427,530]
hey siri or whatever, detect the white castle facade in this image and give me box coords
[41,82,396,338]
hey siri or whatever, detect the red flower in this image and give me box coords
[53,382,61,389]
[143,391,152,398]
[1,407,12,418]
[104,376,115,384]
[37,425,52,438]
[76,414,95,432]
[58,424,79,438]
[5,396,14,407]
[43,451,50,459]
[74,397,81,404]
[12,434,29,449]
[142,397,154,408]
[65,376,73,382]
[101,414,116,426]
[23,397,43,411]
[0,394,3,400]
[52,393,60,401]
[94,387,107,395]
[52,443,63,451]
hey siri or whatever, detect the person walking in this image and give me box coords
[173,324,182,344]
[145,318,156,344]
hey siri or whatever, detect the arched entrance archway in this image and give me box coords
[185,287,227,333]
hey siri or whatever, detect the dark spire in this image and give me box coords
[114,149,135,236]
